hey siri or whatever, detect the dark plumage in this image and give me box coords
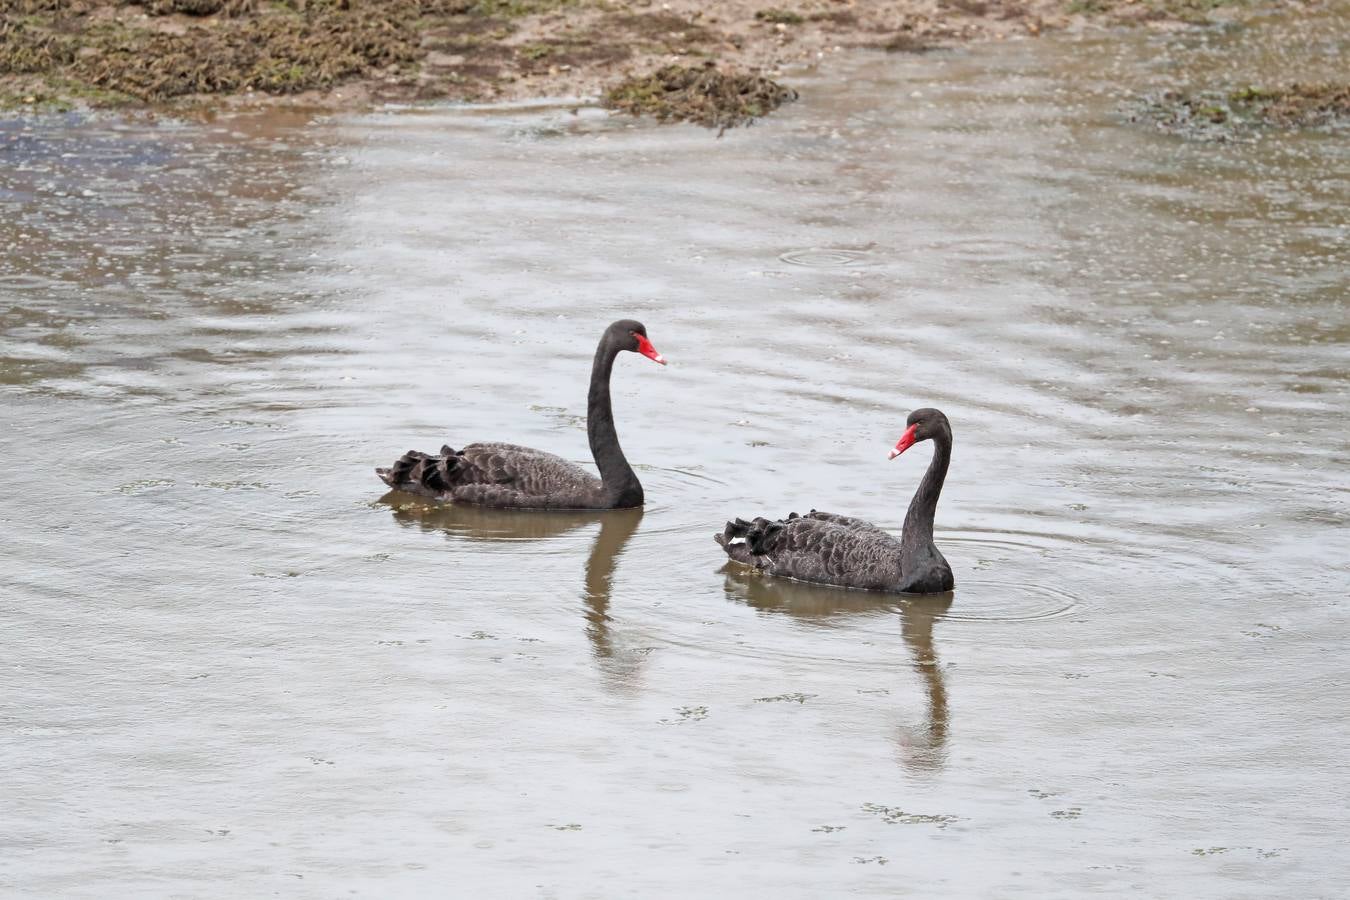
[715,408,955,594]
[375,320,665,509]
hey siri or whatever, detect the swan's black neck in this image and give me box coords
[900,426,951,558]
[587,339,643,507]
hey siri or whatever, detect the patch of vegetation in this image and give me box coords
[0,0,611,109]
[0,20,78,74]
[755,8,804,26]
[601,11,716,50]
[0,3,432,103]
[0,89,59,112]
[1064,0,1250,25]
[512,32,629,73]
[468,0,579,18]
[940,0,995,14]
[1228,83,1350,127]
[881,32,937,53]
[603,61,796,132]
[1,75,137,111]
[73,9,422,100]
[518,43,553,61]
[1134,83,1350,139]
[141,0,258,16]
[0,0,102,12]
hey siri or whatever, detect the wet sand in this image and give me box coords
[2,4,1349,897]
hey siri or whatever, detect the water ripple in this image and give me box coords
[779,247,875,268]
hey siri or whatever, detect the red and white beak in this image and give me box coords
[888,423,919,460]
[634,333,667,366]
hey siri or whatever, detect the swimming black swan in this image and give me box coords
[715,408,955,594]
[376,320,666,509]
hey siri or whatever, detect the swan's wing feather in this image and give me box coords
[462,442,568,462]
[716,512,904,591]
[804,509,889,534]
[377,442,601,507]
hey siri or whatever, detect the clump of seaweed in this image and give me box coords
[0,20,78,74]
[1229,84,1350,128]
[140,0,258,16]
[3,0,450,104]
[463,0,580,17]
[0,0,586,109]
[72,5,423,100]
[0,0,102,12]
[881,32,938,53]
[1134,83,1350,140]
[603,61,796,132]
[755,8,804,26]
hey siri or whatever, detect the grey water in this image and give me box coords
[2,9,1348,898]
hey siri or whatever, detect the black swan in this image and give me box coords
[715,408,955,594]
[376,320,665,509]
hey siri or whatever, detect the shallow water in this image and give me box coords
[3,11,1348,898]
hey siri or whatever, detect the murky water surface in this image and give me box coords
[3,10,1348,898]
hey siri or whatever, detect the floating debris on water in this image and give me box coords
[861,803,961,828]
[659,705,709,724]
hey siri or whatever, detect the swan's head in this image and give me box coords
[609,319,666,366]
[889,408,950,460]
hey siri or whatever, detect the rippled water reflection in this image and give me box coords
[3,10,1348,898]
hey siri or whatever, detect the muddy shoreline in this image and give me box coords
[0,0,1311,126]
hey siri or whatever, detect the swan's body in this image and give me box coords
[716,408,955,595]
[376,320,665,510]
[380,442,620,509]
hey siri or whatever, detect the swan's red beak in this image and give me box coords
[888,424,919,460]
[635,334,667,366]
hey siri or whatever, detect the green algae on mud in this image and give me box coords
[1133,83,1350,140]
[603,61,797,132]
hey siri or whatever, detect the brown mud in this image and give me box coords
[0,0,1319,127]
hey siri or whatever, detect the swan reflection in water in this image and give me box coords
[378,493,646,684]
[721,565,953,773]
